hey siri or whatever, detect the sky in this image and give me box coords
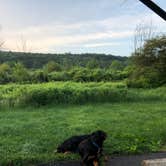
[0,0,166,56]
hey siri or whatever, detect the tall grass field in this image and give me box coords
[0,82,166,107]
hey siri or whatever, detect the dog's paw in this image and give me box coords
[93,160,99,166]
[64,151,71,155]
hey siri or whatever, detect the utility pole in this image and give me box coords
[139,0,166,21]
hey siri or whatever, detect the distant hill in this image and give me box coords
[0,51,128,69]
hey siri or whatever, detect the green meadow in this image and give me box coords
[0,94,166,165]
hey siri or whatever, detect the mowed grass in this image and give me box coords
[0,102,166,165]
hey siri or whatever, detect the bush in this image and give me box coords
[126,77,150,88]
[127,67,161,88]
[130,35,166,88]
[0,82,127,107]
[32,70,48,83]
[0,82,165,107]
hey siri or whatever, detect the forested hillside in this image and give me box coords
[0,51,128,69]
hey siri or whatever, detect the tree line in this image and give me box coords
[0,52,127,69]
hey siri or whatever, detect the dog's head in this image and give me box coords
[91,130,107,141]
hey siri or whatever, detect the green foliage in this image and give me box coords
[0,51,127,69]
[123,65,136,76]
[48,67,128,82]
[43,61,61,73]
[0,82,166,107]
[128,35,166,88]
[11,62,30,83]
[0,63,11,83]
[0,82,127,107]
[110,60,124,71]
[48,71,70,82]
[0,63,128,84]
[127,67,160,88]
[31,70,48,83]
[86,59,99,69]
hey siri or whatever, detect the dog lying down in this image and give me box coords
[56,130,107,166]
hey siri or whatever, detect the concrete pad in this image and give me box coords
[142,158,166,166]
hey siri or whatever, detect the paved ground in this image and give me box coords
[39,152,166,166]
[107,152,166,166]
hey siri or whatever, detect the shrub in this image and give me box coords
[0,82,165,107]
[127,67,161,88]
[0,82,127,107]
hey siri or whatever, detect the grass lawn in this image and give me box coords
[0,101,166,165]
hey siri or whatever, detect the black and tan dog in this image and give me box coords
[78,130,107,166]
[56,134,90,154]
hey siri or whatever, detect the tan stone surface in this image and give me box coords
[142,158,166,166]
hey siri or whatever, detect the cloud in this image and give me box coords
[84,42,120,48]
[2,11,166,53]
[2,22,133,52]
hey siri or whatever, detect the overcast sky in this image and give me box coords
[0,0,165,56]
